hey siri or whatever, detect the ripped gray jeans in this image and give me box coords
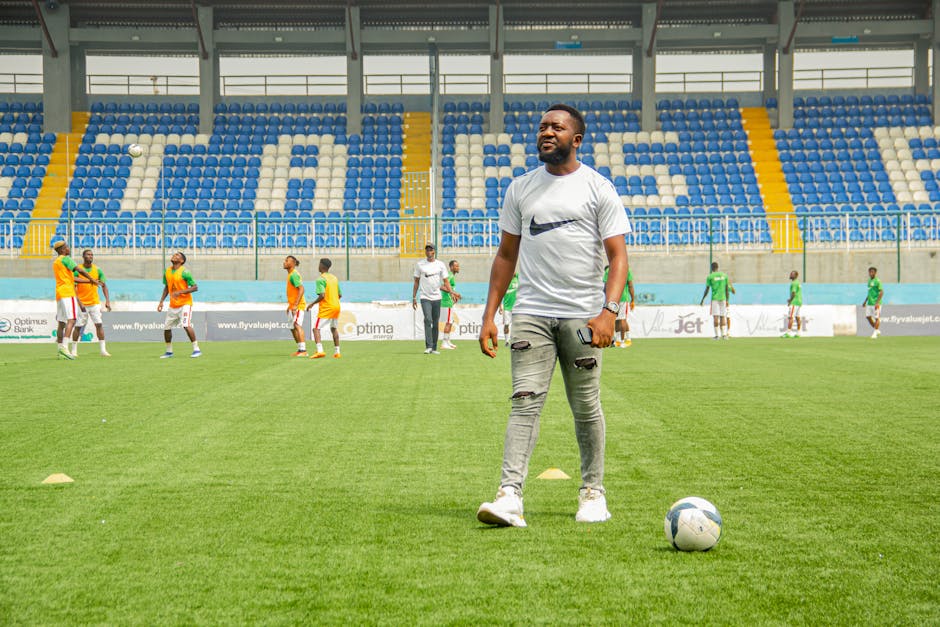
[499,314,606,494]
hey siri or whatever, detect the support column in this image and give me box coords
[639,3,657,131]
[40,2,71,133]
[430,44,441,183]
[933,1,940,122]
[488,3,504,133]
[197,5,217,135]
[777,0,795,129]
[345,5,363,135]
[914,39,930,96]
[762,43,776,105]
[69,45,87,112]
[631,46,643,105]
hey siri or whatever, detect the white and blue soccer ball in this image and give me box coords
[127,143,143,158]
[664,496,723,551]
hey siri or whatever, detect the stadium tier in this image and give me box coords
[3,96,940,255]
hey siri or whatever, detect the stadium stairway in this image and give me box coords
[21,111,89,256]
[742,107,802,252]
[400,111,432,255]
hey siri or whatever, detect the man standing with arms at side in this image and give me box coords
[157,251,201,358]
[477,104,630,527]
[412,243,459,355]
[51,239,98,360]
[284,255,307,357]
[70,249,112,357]
[783,270,803,338]
[307,258,342,359]
[440,259,462,350]
[863,266,883,339]
[700,261,733,340]
[605,264,635,347]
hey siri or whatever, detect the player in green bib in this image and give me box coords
[862,266,884,338]
[440,260,461,350]
[700,261,734,339]
[499,273,519,346]
[604,265,636,347]
[783,270,803,338]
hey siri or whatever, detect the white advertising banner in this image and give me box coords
[627,305,835,338]
[0,313,57,343]
[0,303,835,343]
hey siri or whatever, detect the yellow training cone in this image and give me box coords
[537,468,571,480]
[42,473,74,485]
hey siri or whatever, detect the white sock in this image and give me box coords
[99,340,107,353]
[334,346,341,355]
[70,341,79,354]
[298,342,306,351]
[443,333,450,342]
[166,343,173,353]
[316,343,324,353]
[191,341,199,351]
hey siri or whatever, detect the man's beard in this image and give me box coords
[538,144,570,165]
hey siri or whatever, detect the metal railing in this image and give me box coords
[1,66,922,96]
[363,74,431,95]
[221,74,347,96]
[793,66,915,90]
[505,73,631,95]
[0,73,43,94]
[86,74,201,95]
[3,212,936,257]
[657,70,762,94]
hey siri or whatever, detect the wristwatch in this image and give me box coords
[603,301,620,315]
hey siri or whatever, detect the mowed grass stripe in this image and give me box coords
[0,338,937,623]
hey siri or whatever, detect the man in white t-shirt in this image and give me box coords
[476,104,631,528]
[412,243,459,354]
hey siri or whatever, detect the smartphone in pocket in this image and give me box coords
[577,327,593,345]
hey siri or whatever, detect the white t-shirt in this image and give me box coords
[414,258,449,301]
[499,164,631,318]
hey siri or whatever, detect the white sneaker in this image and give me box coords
[100,351,111,357]
[575,487,611,523]
[871,330,878,339]
[424,348,433,354]
[441,342,456,350]
[477,486,527,527]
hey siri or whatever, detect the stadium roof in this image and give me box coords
[0,0,933,30]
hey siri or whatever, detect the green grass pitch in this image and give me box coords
[1,337,938,623]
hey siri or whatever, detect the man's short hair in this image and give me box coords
[320,257,332,270]
[286,255,299,266]
[869,266,877,272]
[449,259,458,268]
[425,243,435,250]
[178,252,187,264]
[82,249,92,256]
[711,262,719,270]
[545,103,586,136]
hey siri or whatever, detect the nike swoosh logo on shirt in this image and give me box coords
[529,217,578,236]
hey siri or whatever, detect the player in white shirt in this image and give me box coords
[412,243,459,354]
[476,104,631,527]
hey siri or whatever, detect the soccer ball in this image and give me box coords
[664,496,723,551]
[127,143,143,158]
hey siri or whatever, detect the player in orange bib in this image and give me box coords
[157,251,201,358]
[70,248,112,357]
[305,258,342,359]
[283,255,307,356]
[51,239,99,360]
